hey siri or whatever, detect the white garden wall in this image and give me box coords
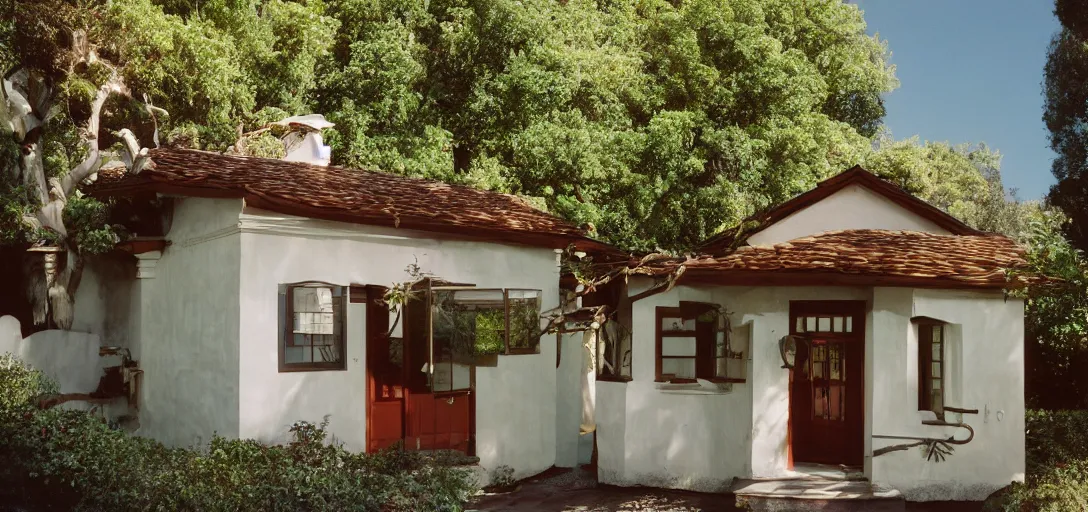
[236,207,562,478]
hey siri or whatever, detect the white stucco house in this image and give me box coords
[3,148,1032,503]
[50,147,612,480]
[591,166,1031,502]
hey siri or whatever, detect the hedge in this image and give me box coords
[0,354,478,511]
[988,410,1088,511]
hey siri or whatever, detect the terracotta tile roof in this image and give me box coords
[698,166,984,253]
[641,230,1031,289]
[92,148,612,251]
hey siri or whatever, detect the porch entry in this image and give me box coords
[364,282,475,455]
[788,300,865,467]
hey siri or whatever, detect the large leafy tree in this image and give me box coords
[312,0,898,251]
[1045,0,1088,251]
[0,0,336,328]
[0,0,1037,330]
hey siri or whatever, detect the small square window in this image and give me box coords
[280,283,346,372]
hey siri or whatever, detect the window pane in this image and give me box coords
[932,342,942,362]
[293,333,311,346]
[830,344,842,380]
[507,290,542,351]
[832,317,843,332]
[662,317,696,331]
[662,336,697,357]
[285,346,311,363]
[452,363,471,390]
[716,331,726,357]
[931,362,942,376]
[846,316,853,332]
[317,343,340,362]
[932,378,941,390]
[818,317,831,332]
[433,289,505,357]
[662,358,695,379]
[806,317,817,332]
[931,388,943,411]
[933,325,942,343]
[796,317,804,333]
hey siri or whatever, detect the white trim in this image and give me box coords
[237,207,566,249]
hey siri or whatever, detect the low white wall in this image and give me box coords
[237,208,560,477]
[869,288,1025,501]
[0,316,105,396]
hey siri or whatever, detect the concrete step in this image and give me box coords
[732,477,905,512]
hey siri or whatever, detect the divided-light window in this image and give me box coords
[279,282,346,372]
[431,287,544,356]
[655,302,744,383]
[918,321,945,418]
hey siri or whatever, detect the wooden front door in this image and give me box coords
[365,283,475,455]
[789,301,865,467]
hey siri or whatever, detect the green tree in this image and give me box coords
[863,134,1040,241]
[0,0,336,328]
[1045,0,1088,251]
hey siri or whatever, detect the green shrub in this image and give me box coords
[987,410,1088,511]
[0,354,478,511]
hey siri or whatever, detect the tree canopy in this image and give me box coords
[1,0,1036,260]
[1045,0,1088,251]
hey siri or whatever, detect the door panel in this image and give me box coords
[789,301,865,467]
[367,282,475,455]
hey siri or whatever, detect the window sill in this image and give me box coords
[597,375,633,383]
[654,381,735,395]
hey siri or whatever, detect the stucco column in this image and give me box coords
[135,250,162,279]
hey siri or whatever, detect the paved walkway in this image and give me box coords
[469,468,741,512]
[468,467,986,512]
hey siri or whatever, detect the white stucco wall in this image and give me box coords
[236,208,561,478]
[555,331,584,468]
[746,184,953,246]
[869,288,1025,501]
[597,280,1026,501]
[133,197,243,447]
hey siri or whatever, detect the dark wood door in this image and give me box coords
[366,282,474,455]
[789,301,865,467]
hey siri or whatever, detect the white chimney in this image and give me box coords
[272,114,335,166]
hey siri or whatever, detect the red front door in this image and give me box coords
[789,301,865,467]
[365,283,475,455]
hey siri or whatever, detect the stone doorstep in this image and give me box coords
[732,478,904,501]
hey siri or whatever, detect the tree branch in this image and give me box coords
[62,74,128,195]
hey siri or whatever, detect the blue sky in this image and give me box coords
[851,0,1060,200]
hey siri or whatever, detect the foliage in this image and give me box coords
[2,0,1038,256]
[863,135,1041,241]
[1015,210,1088,409]
[987,410,1088,511]
[1045,0,1088,252]
[0,354,478,511]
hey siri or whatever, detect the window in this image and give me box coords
[655,303,742,383]
[918,321,945,417]
[430,287,544,356]
[279,282,346,372]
